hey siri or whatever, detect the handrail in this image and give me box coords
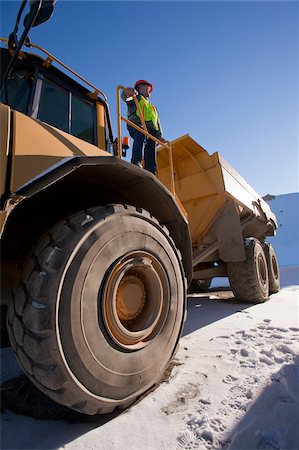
[117,85,176,195]
[0,37,107,101]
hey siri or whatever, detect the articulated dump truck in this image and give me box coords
[156,136,279,299]
[0,1,279,416]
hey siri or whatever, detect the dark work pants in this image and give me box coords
[128,125,156,174]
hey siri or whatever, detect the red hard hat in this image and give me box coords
[134,79,153,92]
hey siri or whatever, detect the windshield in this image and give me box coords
[1,69,34,114]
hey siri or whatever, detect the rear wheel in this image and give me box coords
[264,243,280,294]
[188,279,212,294]
[7,205,186,415]
[227,238,269,303]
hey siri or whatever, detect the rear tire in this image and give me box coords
[264,243,280,294]
[227,238,269,303]
[7,205,186,415]
[188,279,211,293]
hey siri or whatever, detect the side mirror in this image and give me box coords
[23,0,56,28]
[1,0,56,96]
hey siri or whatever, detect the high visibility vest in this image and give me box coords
[136,95,159,130]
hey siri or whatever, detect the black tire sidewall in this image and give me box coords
[264,243,280,293]
[253,240,269,300]
[56,207,185,403]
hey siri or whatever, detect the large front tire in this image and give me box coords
[7,205,186,415]
[227,238,269,303]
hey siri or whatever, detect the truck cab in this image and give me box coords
[0,45,114,196]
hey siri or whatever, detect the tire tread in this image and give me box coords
[7,204,186,415]
[227,238,269,303]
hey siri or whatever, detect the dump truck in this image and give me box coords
[0,0,279,415]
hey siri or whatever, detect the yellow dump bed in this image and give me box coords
[157,135,277,268]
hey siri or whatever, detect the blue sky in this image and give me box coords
[1,0,298,196]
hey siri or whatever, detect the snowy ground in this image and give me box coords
[1,267,298,450]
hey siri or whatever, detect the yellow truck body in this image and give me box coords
[157,134,276,280]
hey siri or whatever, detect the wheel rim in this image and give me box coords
[102,251,170,350]
[257,253,268,287]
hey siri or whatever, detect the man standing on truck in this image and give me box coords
[121,80,166,174]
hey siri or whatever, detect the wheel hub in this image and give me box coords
[258,254,267,286]
[116,275,146,321]
[101,252,169,350]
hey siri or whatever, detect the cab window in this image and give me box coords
[71,95,95,144]
[37,76,96,144]
[37,77,69,132]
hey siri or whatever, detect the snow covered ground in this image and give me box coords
[1,267,298,450]
[1,193,298,450]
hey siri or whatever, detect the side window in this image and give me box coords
[1,70,33,114]
[37,78,69,132]
[71,95,95,144]
[36,75,98,146]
